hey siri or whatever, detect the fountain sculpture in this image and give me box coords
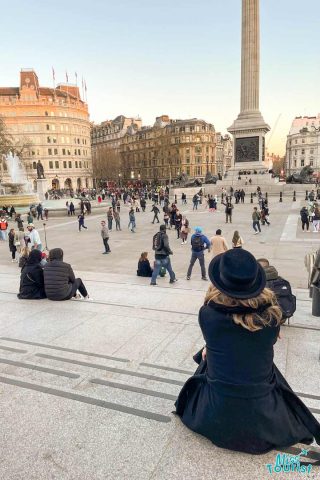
[0,152,39,207]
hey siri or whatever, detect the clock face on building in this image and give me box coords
[25,78,30,84]
[235,137,259,163]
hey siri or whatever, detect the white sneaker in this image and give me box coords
[254,232,259,235]
[83,295,92,301]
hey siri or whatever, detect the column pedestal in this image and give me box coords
[36,178,48,201]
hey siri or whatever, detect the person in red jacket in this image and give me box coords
[0,216,8,241]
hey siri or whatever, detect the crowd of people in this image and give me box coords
[2,182,320,462]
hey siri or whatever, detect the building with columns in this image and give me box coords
[215,133,233,175]
[120,115,216,184]
[286,115,320,175]
[0,69,93,192]
[91,116,142,186]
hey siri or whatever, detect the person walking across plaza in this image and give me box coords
[78,214,87,232]
[252,207,261,234]
[180,216,190,245]
[312,204,320,232]
[224,200,233,224]
[107,207,113,230]
[150,225,177,286]
[26,224,42,251]
[210,229,228,257]
[128,208,136,233]
[174,209,183,239]
[101,220,110,254]
[113,209,121,231]
[231,230,244,249]
[8,228,18,262]
[300,205,310,232]
[186,227,210,281]
[36,203,43,221]
[151,204,160,224]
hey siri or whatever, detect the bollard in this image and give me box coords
[305,190,308,201]
[265,192,268,200]
[250,193,253,204]
[293,191,296,202]
[312,286,320,316]
[279,192,283,203]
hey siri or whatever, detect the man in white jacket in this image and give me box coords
[26,224,42,251]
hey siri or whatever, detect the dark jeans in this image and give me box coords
[226,214,232,223]
[115,219,121,230]
[103,238,110,252]
[37,213,43,220]
[187,251,206,278]
[108,219,113,230]
[302,220,309,231]
[176,226,181,238]
[152,214,159,223]
[253,221,261,232]
[79,223,87,231]
[11,247,17,259]
[69,278,88,299]
[151,257,175,283]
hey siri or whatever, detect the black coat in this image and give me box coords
[18,264,46,300]
[43,260,75,300]
[137,259,153,277]
[175,302,320,454]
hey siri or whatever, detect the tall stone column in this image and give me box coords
[240,0,259,115]
[228,0,270,174]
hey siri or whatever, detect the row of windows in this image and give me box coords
[47,136,87,145]
[46,124,89,135]
[48,160,89,170]
[124,156,214,168]
[293,149,315,155]
[48,148,88,156]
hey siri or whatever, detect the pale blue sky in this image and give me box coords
[1,0,319,155]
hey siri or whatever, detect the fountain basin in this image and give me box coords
[0,193,39,207]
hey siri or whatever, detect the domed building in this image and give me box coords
[0,69,93,192]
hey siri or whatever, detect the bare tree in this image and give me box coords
[0,117,13,156]
[93,145,121,183]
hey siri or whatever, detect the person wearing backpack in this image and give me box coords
[257,258,296,323]
[252,207,261,234]
[187,227,210,281]
[150,224,177,286]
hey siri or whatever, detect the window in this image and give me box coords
[186,167,190,175]
[54,148,58,155]
[47,136,51,143]
[294,160,297,167]
[68,161,72,168]
[301,159,305,167]
[301,149,305,155]
[302,139,305,144]
[62,148,66,155]
[63,161,67,168]
[74,149,77,155]
[48,148,52,155]
[310,159,314,166]
[195,156,202,164]
[79,161,82,168]
[67,149,71,155]
[175,137,180,144]
[75,161,78,168]
[32,162,37,169]
[295,140,297,144]
[311,149,314,154]
[46,124,50,131]
[186,148,190,154]
[186,157,190,164]
[195,146,201,154]
[53,137,57,144]
[185,136,190,143]
[295,150,297,155]
[78,149,81,155]
[49,161,53,169]
[55,161,59,169]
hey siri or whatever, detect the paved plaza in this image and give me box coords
[0,195,320,479]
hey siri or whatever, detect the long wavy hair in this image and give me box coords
[204,285,282,332]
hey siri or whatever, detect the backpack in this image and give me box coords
[267,277,296,323]
[191,235,204,252]
[152,232,163,251]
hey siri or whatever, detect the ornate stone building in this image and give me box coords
[91,116,142,185]
[120,116,216,184]
[286,115,320,175]
[0,69,92,191]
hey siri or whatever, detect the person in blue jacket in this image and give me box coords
[187,226,210,281]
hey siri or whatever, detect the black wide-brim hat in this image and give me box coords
[208,249,266,299]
